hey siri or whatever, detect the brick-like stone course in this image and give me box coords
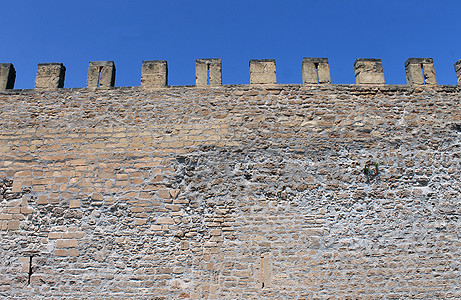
[0,84,460,299]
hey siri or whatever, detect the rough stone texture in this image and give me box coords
[405,58,437,85]
[302,58,331,84]
[196,59,222,87]
[34,63,66,90]
[455,59,461,86]
[354,59,385,85]
[0,84,460,299]
[0,63,16,90]
[87,61,116,89]
[250,59,276,85]
[141,60,168,89]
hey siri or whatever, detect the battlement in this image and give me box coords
[0,58,460,299]
[2,57,461,91]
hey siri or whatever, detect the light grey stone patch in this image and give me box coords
[354,58,385,85]
[250,59,276,85]
[302,57,330,84]
[196,59,222,87]
[0,63,15,90]
[141,60,168,89]
[35,63,66,90]
[405,58,436,85]
[87,61,116,89]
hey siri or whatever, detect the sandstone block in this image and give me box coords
[48,232,62,239]
[1,220,7,231]
[157,217,174,224]
[0,63,15,90]
[180,240,189,250]
[8,220,19,230]
[91,193,104,201]
[62,231,74,239]
[150,225,162,231]
[68,249,79,257]
[135,218,147,225]
[250,59,276,84]
[35,63,66,90]
[196,58,222,86]
[87,61,115,89]
[354,58,385,84]
[56,239,70,248]
[75,231,84,239]
[210,229,222,236]
[55,249,67,256]
[158,189,170,199]
[169,189,180,199]
[405,58,436,85]
[69,200,80,208]
[141,60,168,89]
[302,58,330,84]
[0,214,12,220]
[37,195,48,204]
[69,239,78,247]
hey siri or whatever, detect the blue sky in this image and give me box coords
[1,0,459,88]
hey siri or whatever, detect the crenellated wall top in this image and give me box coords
[1,57,461,91]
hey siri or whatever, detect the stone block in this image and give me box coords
[35,63,66,90]
[87,61,115,89]
[11,180,21,193]
[405,58,437,85]
[68,249,79,257]
[196,58,222,87]
[454,59,461,85]
[48,232,62,239]
[157,217,174,225]
[0,214,12,220]
[354,58,385,84]
[8,220,20,230]
[69,200,80,208]
[0,63,15,90]
[55,249,67,256]
[261,252,272,288]
[250,59,276,85]
[302,58,330,84]
[37,195,48,204]
[141,60,168,89]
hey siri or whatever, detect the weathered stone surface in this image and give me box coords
[141,60,168,89]
[34,63,66,90]
[405,58,437,85]
[302,57,330,84]
[354,58,385,84]
[0,84,460,299]
[455,59,461,85]
[250,59,276,84]
[196,58,222,86]
[87,61,116,89]
[0,63,15,90]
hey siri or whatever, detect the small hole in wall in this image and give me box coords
[421,64,426,85]
[27,256,33,285]
[314,62,320,84]
[98,67,103,87]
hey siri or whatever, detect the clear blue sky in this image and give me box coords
[1,0,459,88]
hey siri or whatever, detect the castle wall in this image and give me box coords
[0,84,460,299]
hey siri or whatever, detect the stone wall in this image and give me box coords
[0,84,460,299]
